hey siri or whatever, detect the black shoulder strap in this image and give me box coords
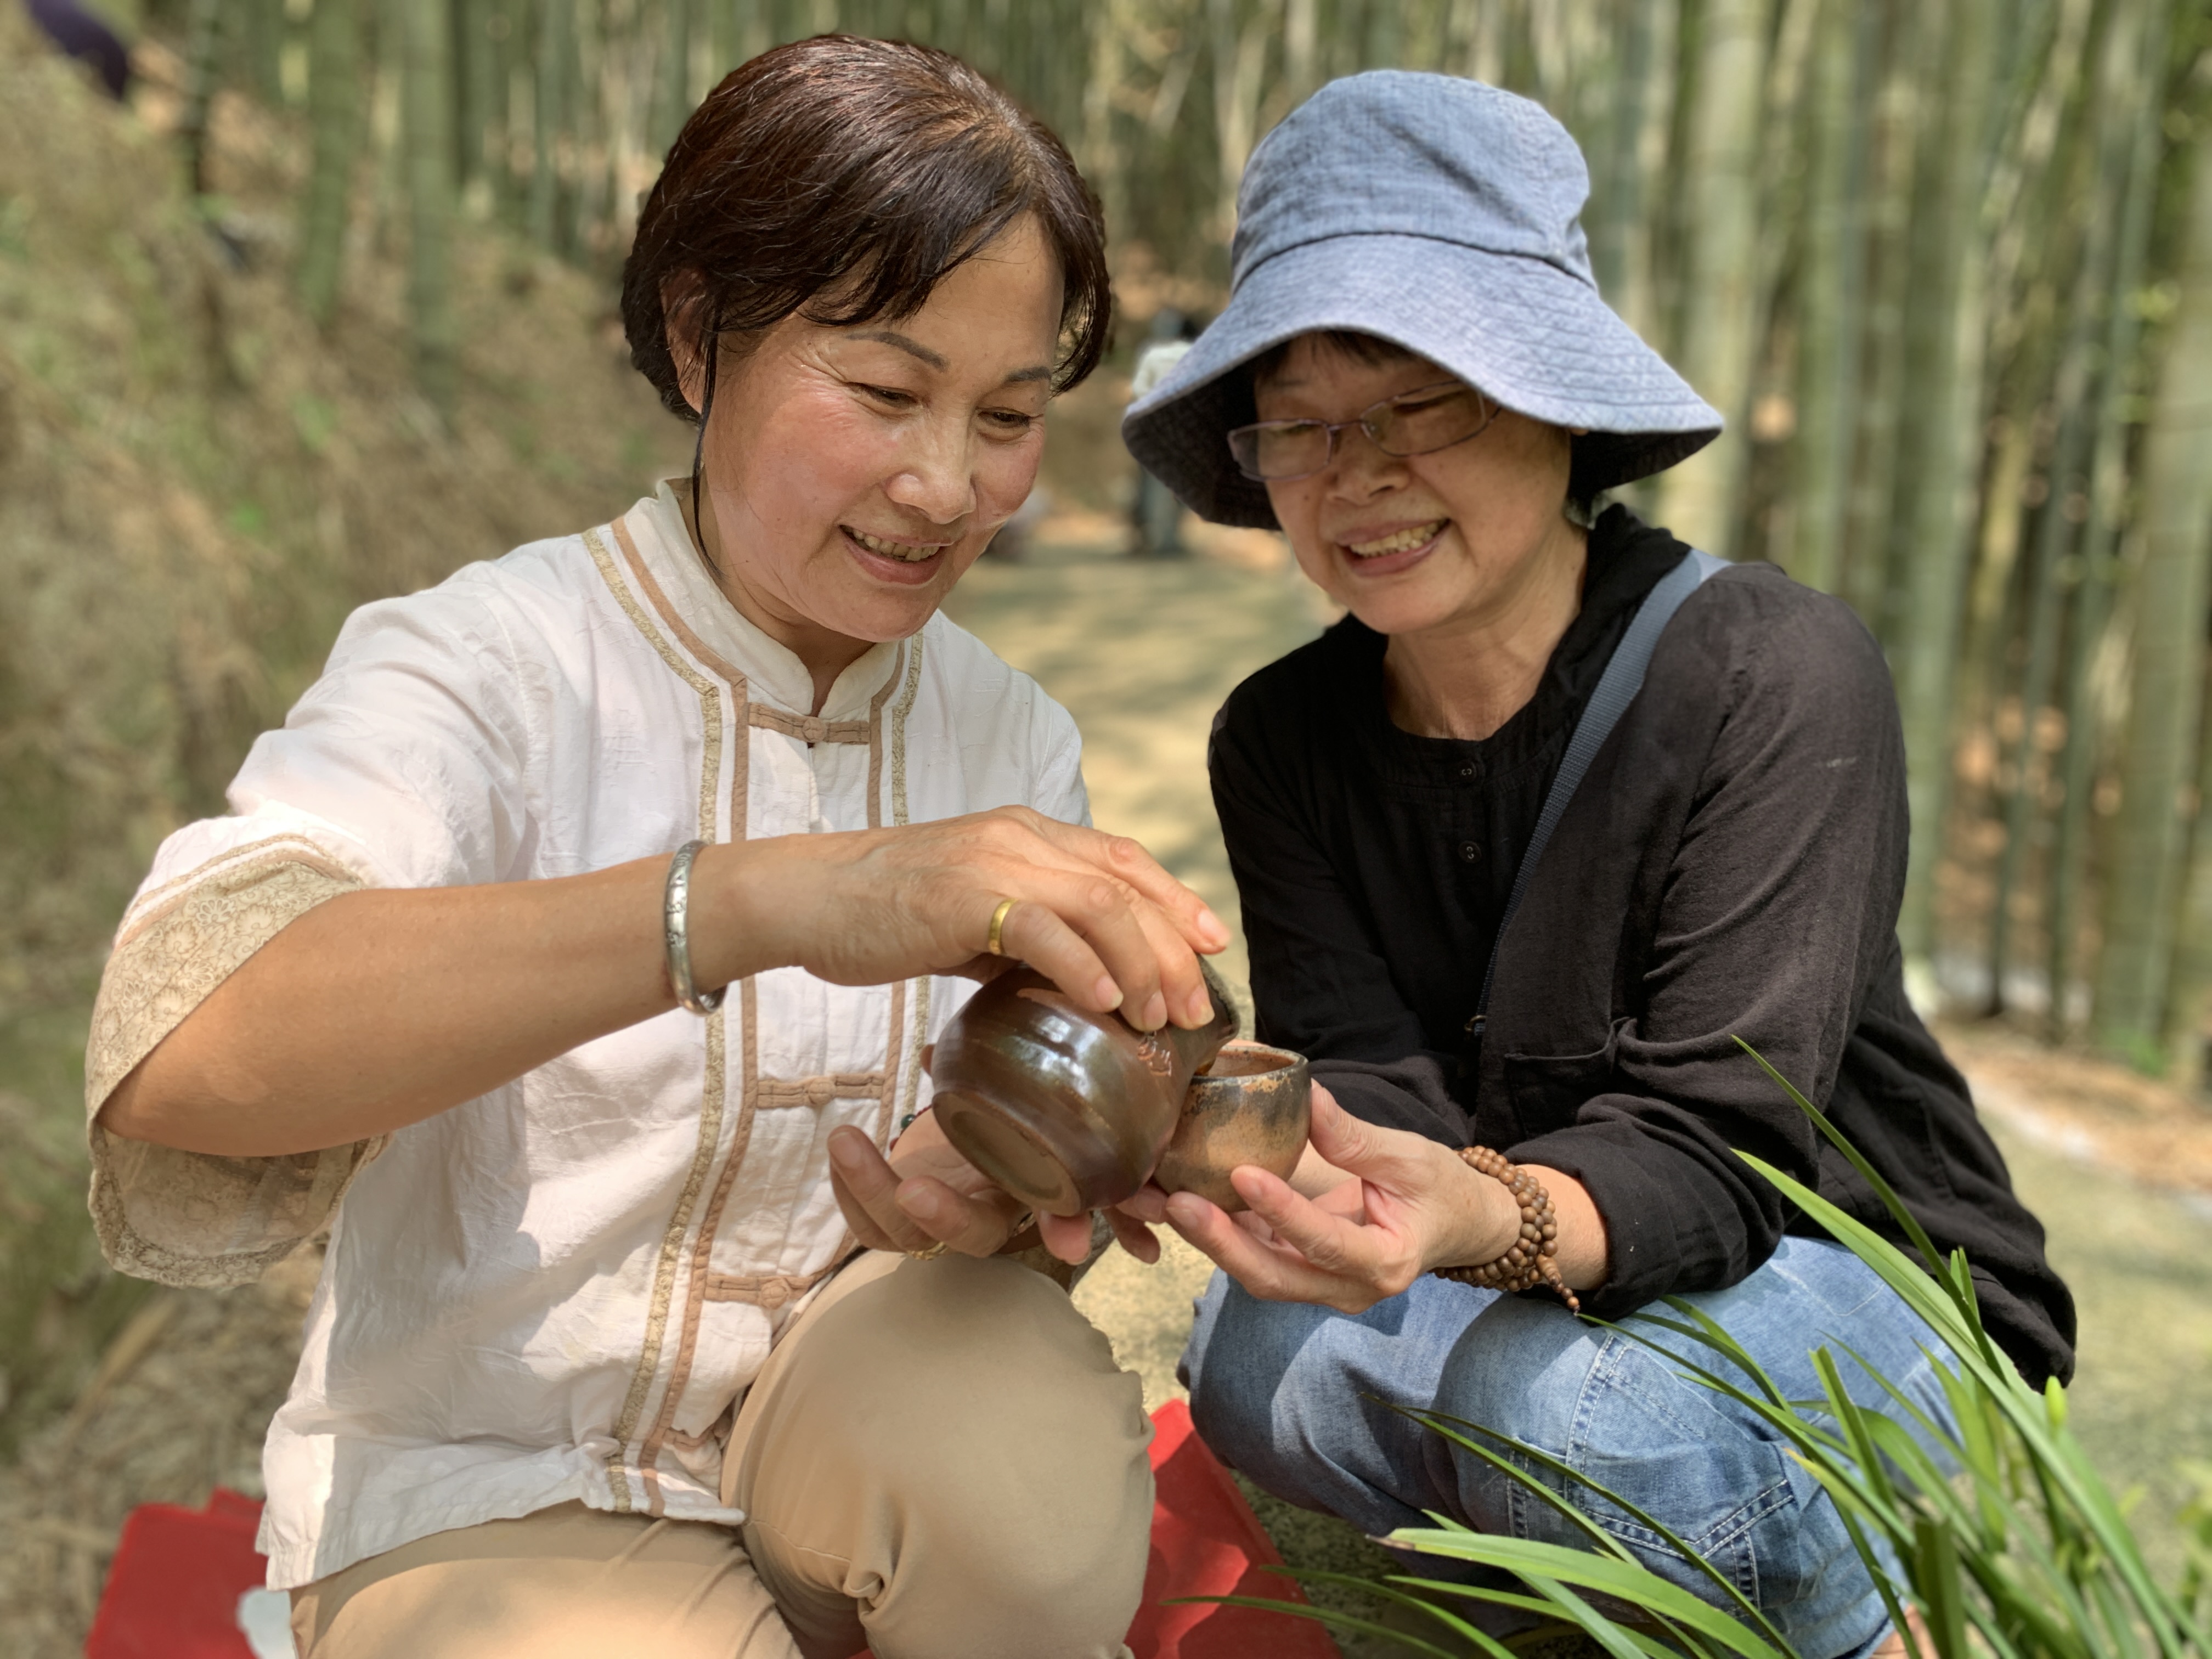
[1467,547,1725,1040]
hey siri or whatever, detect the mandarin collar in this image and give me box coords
[625,479,904,720]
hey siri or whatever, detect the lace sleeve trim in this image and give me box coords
[85,844,383,1288]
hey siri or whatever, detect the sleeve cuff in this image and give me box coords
[86,842,382,1288]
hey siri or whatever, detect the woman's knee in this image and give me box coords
[736,1255,1150,1655]
[833,1252,1146,1482]
[1179,1271,1343,1475]
[1433,1293,1858,1632]
[751,1252,1150,1560]
[1431,1290,1602,1466]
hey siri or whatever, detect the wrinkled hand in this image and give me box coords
[708,808,1228,1034]
[1127,1086,1518,1315]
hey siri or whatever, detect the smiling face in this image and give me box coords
[674,215,1064,676]
[1255,335,1582,642]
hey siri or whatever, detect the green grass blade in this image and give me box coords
[1914,1514,1972,1659]
[1590,1316,1859,1466]
[1736,1049,2202,1654]
[1521,1573,1733,1659]
[1731,1039,1945,1271]
[1384,1531,1790,1659]
[1402,1405,1799,1655]
[1385,1410,1646,1567]
[1735,1152,1989,1368]
[1637,1300,1796,1412]
[1379,1577,1710,1656]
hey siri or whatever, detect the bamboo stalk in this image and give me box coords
[403,0,461,413]
[178,0,224,198]
[2094,2,2210,1069]
[1650,0,1769,558]
[1982,3,2132,1018]
[1783,0,1866,596]
[1590,0,1657,330]
[530,0,571,250]
[1889,0,1997,995]
[299,0,364,328]
[2049,0,2174,1043]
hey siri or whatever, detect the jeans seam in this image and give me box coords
[1524,1330,1630,1544]
[1592,1468,1794,1612]
[1566,1330,1797,1610]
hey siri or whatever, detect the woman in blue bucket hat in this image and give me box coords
[1120,73,2073,1658]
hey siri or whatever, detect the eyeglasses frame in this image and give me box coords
[1226,378,1504,483]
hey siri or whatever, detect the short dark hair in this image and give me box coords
[1246,329,1604,516]
[621,35,1110,426]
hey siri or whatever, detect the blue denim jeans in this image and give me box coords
[1180,1236,1953,1659]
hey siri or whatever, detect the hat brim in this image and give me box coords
[1122,234,1724,530]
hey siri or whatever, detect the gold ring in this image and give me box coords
[905,1238,950,1262]
[986,896,1019,957]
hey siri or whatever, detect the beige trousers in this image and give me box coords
[288,1250,1154,1659]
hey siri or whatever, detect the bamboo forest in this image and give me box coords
[5,0,2212,1652]
[144,0,2212,1071]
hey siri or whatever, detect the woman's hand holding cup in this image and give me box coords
[1130,1085,1525,1315]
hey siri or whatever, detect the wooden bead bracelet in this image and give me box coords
[1430,1145,1581,1313]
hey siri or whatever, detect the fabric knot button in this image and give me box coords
[1458,840,1483,864]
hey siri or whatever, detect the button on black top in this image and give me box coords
[1458,840,1482,864]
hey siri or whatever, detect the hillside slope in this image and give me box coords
[0,10,687,1456]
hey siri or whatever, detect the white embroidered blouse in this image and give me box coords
[82,482,1088,1588]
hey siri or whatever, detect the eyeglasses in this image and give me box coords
[1227,380,1503,482]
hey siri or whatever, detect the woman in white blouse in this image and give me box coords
[85,37,1215,1659]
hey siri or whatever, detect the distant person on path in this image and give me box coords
[1127,307,1195,556]
[84,37,1220,1659]
[1121,72,2075,1659]
[25,0,130,99]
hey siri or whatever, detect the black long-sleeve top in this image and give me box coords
[1210,506,2076,1385]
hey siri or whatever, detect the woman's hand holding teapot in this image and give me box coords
[706,806,1228,1033]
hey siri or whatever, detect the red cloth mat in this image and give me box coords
[1126,1397,1339,1658]
[88,1403,1337,1659]
[86,1488,269,1657]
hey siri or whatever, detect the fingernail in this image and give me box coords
[901,1187,940,1221]
[1165,1192,1211,1229]
[1141,991,1167,1030]
[1186,989,1215,1027]
[1094,975,1122,1011]
[828,1135,865,1170]
[1198,907,1229,945]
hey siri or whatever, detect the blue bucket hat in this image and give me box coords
[1122,72,1723,530]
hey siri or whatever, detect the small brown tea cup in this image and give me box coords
[1152,1041,1311,1212]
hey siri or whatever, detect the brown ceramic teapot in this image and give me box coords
[930,960,1241,1215]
